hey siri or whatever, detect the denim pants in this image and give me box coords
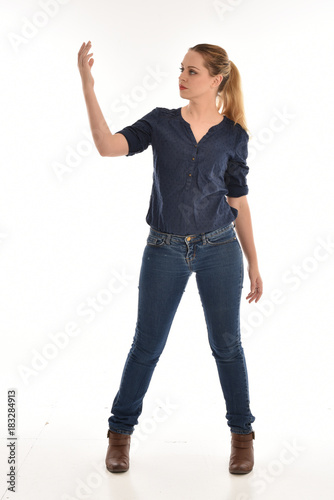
[108,221,255,435]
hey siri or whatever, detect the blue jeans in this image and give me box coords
[108,222,255,435]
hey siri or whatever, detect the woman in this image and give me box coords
[77,41,263,475]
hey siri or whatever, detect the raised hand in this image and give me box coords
[78,40,95,92]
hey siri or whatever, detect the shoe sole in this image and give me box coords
[229,469,253,474]
[106,466,129,473]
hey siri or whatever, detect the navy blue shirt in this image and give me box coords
[116,107,249,235]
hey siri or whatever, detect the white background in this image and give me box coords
[1,0,334,499]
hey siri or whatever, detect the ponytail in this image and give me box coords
[217,60,249,134]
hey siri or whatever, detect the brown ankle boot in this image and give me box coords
[229,431,255,474]
[105,429,131,473]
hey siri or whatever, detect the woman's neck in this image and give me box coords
[183,100,222,122]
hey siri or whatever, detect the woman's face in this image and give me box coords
[179,50,222,100]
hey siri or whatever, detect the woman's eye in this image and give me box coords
[179,67,196,75]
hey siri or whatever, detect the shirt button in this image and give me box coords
[192,157,195,160]
[188,173,192,177]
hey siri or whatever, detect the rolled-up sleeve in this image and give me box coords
[225,126,250,197]
[115,108,158,157]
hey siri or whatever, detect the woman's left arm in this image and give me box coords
[227,195,263,303]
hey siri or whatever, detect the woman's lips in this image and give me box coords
[179,85,187,90]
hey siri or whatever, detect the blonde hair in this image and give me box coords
[189,43,249,134]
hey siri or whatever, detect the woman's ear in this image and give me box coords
[212,74,223,89]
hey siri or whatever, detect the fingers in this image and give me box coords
[78,40,91,53]
[246,288,262,304]
[78,41,93,65]
[246,281,263,304]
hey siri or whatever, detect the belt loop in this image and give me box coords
[202,233,207,245]
[165,233,171,245]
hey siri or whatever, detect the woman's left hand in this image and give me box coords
[246,264,263,303]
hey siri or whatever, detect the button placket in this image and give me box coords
[185,144,198,190]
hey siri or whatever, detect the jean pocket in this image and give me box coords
[147,235,166,247]
[206,227,237,246]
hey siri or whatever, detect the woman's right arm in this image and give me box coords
[77,41,129,157]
